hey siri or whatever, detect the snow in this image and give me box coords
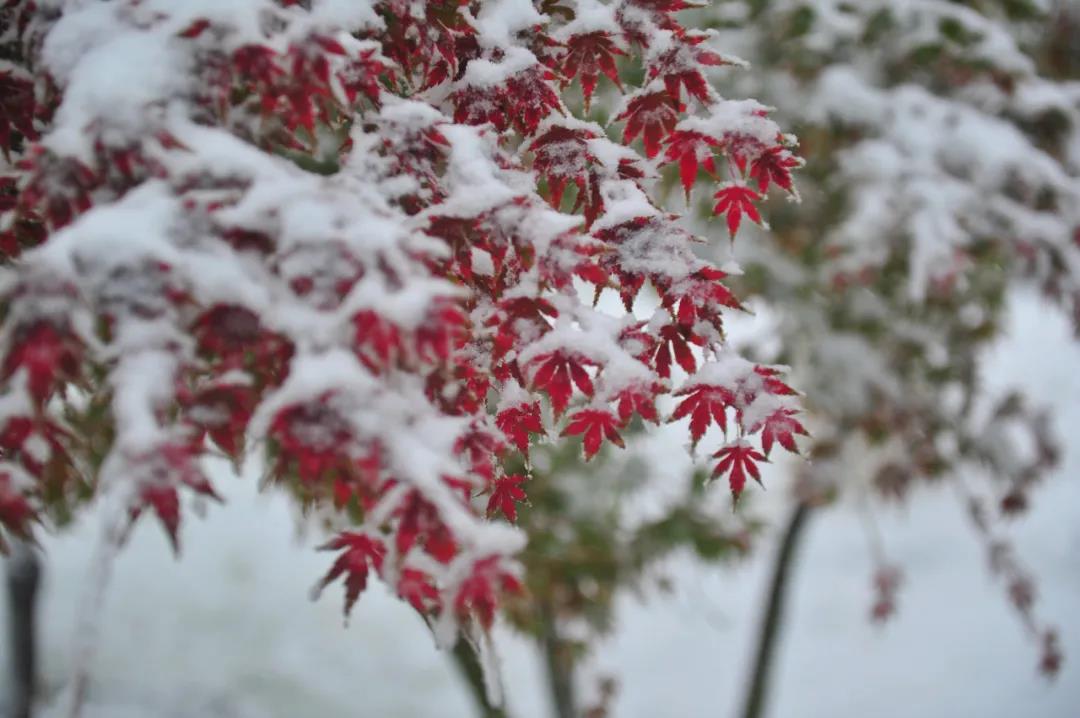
[4,290,1077,718]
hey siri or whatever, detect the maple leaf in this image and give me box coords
[495,401,545,455]
[0,473,35,546]
[486,474,529,522]
[712,442,767,500]
[562,408,625,460]
[454,556,523,630]
[137,485,181,552]
[653,324,701,378]
[560,31,626,111]
[529,351,596,416]
[527,123,599,209]
[670,384,734,445]
[616,386,660,424]
[646,31,732,104]
[755,365,798,396]
[2,321,81,404]
[396,490,457,563]
[662,130,719,200]
[398,568,440,614]
[185,383,256,457]
[616,90,680,158]
[713,184,762,238]
[758,409,808,456]
[316,532,387,618]
[749,146,801,194]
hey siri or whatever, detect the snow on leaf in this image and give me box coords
[616,89,681,158]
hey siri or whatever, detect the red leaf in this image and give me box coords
[758,409,807,456]
[749,146,800,194]
[616,387,659,424]
[529,352,596,416]
[662,131,719,200]
[670,384,733,444]
[754,365,798,396]
[316,532,387,618]
[486,474,528,522]
[560,32,626,111]
[495,401,545,455]
[562,408,625,460]
[713,184,762,237]
[454,556,522,630]
[616,90,680,158]
[398,568,440,614]
[0,474,35,541]
[712,442,767,500]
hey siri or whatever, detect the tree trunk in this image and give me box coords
[738,501,813,718]
[540,603,575,718]
[7,542,41,718]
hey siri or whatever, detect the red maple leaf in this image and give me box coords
[562,408,625,459]
[398,568,440,615]
[316,532,387,618]
[712,442,767,500]
[495,401,545,455]
[670,384,734,444]
[662,130,719,200]
[713,184,762,237]
[646,31,731,104]
[755,365,798,396]
[454,556,523,630]
[616,90,681,158]
[527,122,599,209]
[615,386,660,424]
[2,321,81,404]
[758,409,808,456]
[560,31,625,111]
[396,490,457,563]
[749,146,800,194]
[528,351,596,416]
[0,473,35,542]
[486,474,528,522]
[653,324,701,378]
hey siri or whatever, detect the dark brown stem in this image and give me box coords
[540,602,576,718]
[451,638,509,718]
[7,541,41,718]
[739,501,813,718]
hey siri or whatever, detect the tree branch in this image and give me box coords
[738,501,813,718]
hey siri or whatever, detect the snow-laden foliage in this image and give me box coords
[0,0,804,658]
[708,0,1080,675]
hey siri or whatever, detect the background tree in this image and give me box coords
[697,1,1080,714]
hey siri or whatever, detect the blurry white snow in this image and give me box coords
[6,288,1080,717]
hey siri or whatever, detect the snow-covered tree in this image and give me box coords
[0,0,806,708]
[698,0,1080,692]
